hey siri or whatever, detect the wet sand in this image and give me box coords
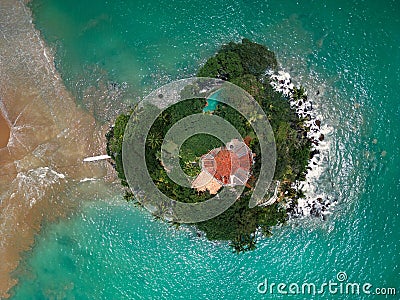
[0,112,10,148]
[0,1,116,298]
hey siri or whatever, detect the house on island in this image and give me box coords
[191,139,255,194]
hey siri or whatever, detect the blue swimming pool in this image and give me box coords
[203,91,220,112]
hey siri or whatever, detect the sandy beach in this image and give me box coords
[0,112,10,148]
[0,0,115,297]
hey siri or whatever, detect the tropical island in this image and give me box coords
[106,39,313,253]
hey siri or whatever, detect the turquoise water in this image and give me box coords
[11,0,400,298]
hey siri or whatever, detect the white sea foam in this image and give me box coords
[80,178,98,182]
[267,70,333,218]
[15,167,66,207]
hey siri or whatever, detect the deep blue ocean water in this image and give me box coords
[10,0,400,298]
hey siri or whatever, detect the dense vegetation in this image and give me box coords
[179,134,222,177]
[106,112,131,187]
[106,39,311,253]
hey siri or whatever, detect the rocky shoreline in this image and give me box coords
[268,70,333,219]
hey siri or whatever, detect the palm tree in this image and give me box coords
[153,202,168,220]
[231,238,245,254]
[161,112,171,124]
[247,235,257,251]
[292,86,306,101]
[146,132,162,149]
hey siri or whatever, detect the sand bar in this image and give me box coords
[0,1,115,297]
[0,111,10,148]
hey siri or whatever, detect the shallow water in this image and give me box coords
[0,0,115,297]
[4,0,400,298]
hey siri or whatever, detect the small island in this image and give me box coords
[106,39,313,253]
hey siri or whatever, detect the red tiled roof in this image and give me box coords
[243,136,252,147]
[216,150,238,184]
[203,147,252,185]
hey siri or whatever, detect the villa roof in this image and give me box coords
[193,139,253,193]
[213,149,239,184]
[191,170,222,195]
